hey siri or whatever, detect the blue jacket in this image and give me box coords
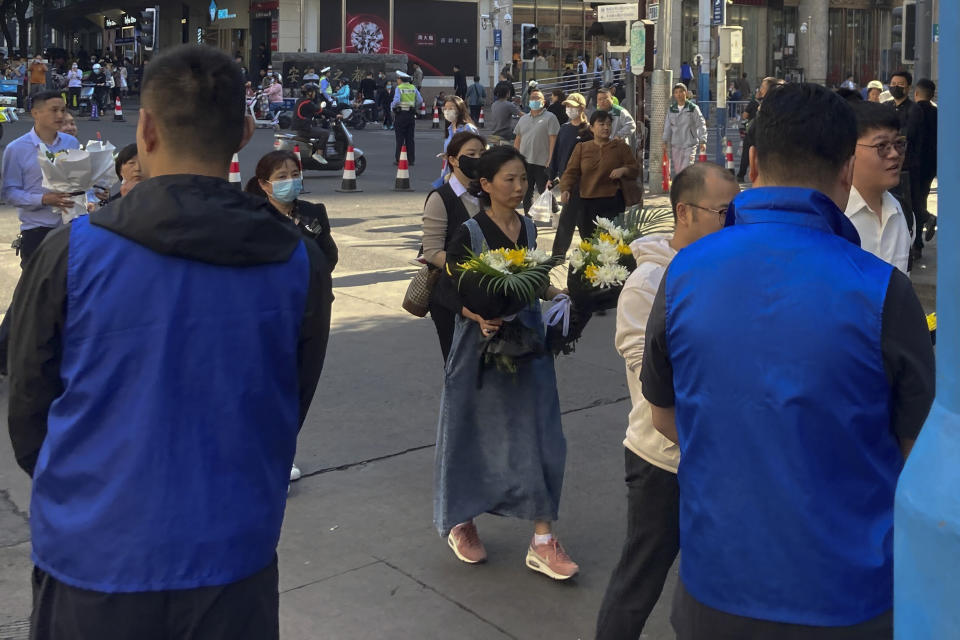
[664,188,901,625]
[9,176,333,592]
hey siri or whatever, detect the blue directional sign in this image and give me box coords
[494,28,502,47]
[711,0,724,26]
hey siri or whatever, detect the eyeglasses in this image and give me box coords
[682,202,729,223]
[857,137,907,158]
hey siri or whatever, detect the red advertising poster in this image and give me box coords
[317,0,477,76]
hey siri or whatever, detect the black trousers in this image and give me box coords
[909,171,934,250]
[737,139,751,179]
[552,187,583,257]
[0,226,54,374]
[671,580,892,640]
[394,110,416,163]
[595,449,680,640]
[522,164,550,214]
[469,105,482,123]
[579,192,625,239]
[30,558,280,640]
[428,296,456,363]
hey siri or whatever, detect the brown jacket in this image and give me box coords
[559,138,638,199]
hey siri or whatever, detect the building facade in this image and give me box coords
[31,0,936,88]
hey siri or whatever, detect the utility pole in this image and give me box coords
[647,0,673,195]
[914,0,932,80]
[697,0,710,115]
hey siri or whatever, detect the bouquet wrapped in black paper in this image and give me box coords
[566,206,674,313]
[453,246,562,374]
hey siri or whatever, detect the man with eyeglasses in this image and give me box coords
[640,83,934,639]
[844,101,912,274]
[596,162,738,640]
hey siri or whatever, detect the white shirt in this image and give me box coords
[844,185,912,274]
[448,174,478,207]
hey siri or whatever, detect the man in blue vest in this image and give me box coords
[7,44,333,639]
[640,83,935,639]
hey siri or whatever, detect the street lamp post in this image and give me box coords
[894,0,960,635]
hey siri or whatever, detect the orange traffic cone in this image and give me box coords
[419,101,426,119]
[336,146,362,192]
[432,106,440,128]
[229,153,242,188]
[113,96,125,122]
[394,145,413,191]
[724,138,735,173]
[273,137,282,150]
[478,107,485,128]
[661,148,670,192]
[697,146,707,163]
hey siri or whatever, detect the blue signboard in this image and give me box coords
[711,0,724,26]
[493,29,502,47]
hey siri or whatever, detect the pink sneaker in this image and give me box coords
[526,536,579,580]
[447,521,487,564]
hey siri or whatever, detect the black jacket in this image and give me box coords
[8,175,333,475]
[292,199,338,271]
[547,100,568,127]
[454,70,467,98]
[908,100,937,178]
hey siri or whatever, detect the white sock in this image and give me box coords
[534,532,553,545]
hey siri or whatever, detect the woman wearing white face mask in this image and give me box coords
[246,151,337,488]
[67,62,83,110]
[434,95,477,188]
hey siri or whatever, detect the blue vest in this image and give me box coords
[31,216,310,592]
[665,188,900,625]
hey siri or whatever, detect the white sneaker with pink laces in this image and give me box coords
[526,536,579,580]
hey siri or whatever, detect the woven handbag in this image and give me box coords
[402,264,441,317]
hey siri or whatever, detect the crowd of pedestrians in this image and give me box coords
[0,39,942,640]
[1,50,137,111]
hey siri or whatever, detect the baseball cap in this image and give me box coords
[562,92,586,109]
[92,63,101,70]
[866,80,883,91]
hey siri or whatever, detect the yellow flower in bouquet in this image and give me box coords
[456,246,561,304]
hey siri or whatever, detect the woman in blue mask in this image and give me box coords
[246,151,339,486]
[433,95,478,188]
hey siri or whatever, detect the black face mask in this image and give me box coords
[890,86,906,100]
[456,155,480,181]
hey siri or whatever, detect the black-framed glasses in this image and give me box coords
[682,202,729,223]
[857,137,907,158]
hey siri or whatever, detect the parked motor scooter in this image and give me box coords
[247,90,279,129]
[273,111,366,174]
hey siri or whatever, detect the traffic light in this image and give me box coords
[521,23,539,61]
[140,7,157,51]
[892,1,916,65]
